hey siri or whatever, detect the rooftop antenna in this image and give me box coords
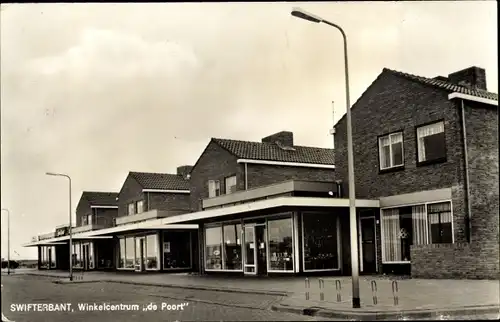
[329,101,336,149]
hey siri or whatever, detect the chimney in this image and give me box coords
[176,165,193,179]
[447,66,487,90]
[261,131,294,147]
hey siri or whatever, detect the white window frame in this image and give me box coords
[136,200,144,214]
[208,180,221,198]
[416,121,445,163]
[127,203,135,216]
[225,176,237,195]
[379,132,404,170]
[301,212,341,273]
[380,199,454,264]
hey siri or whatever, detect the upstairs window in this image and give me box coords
[87,214,93,225]
[208,180,221,198]
[127,203,135,216]
[81,216,87,226]
[417,121,446,164]
[225,176,237,194]
[379,132,404,170]
[136,200,144,214]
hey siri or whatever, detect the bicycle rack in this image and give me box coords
[335,279,342,302]
[319,278,325,301]
[392,280,399,306]
[305,278,310,300]
[371,280,378,305]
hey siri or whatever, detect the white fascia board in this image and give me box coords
[84,222,198,237]
[159,197,379,225]
[448,92,498,106]
[142,189,190,194]
[237,159,335,169]
[90,205,118,209]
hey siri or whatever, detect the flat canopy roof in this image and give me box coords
[24,235,113,247]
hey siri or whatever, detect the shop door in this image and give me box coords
[243,225,257,275]
[48,248,52,270]
[360,217,377,274]
[255,225,267,275]
[135,238,145,272]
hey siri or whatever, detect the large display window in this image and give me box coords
[125,237,135,268]
[302,213,339,271]
[119,239,126,268]
[267,218,294,272]
[223,224,242,270]
[39,246,56,269]
[162,231,191,269]
[205,227,223,270]
[146,234,159,270]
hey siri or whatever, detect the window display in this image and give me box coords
[223,224,242,270]
[146,234,159,269]
[302,213,339,271]
[163,231,191,269]
[119,238,126,268]
[268,218,294,271]
[125,237,135,268]
[205,227,223,270]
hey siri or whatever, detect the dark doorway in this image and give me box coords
[255,225,267,275]
[360,217,377,274]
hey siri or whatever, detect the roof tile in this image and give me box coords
[213,138,334,165]
[129,172,190,190]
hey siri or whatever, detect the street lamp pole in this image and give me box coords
[46,172,73,281]
[1,208,10,275]
[291,7,361,308]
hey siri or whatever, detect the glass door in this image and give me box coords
[82,244,89,270]
[135,237,146,272]
[243,225,257,275]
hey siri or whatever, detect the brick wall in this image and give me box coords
[75,198,91,227]
[189,141,242,211]
[147,192,191,214]
[94,208,118,227]
[246,164,335,189]
[117,175,144,217]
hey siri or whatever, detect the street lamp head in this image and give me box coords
[46,172,57,176]
[291,7,322,23]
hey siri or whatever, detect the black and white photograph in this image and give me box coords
[1,1,498,321]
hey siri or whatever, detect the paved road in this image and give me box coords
[1,275,498,321]
[1,275,328,322]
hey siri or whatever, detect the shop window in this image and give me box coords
[205,227,223,269]
[50,246,56,268]
[119,238,126,268]
[89,243,94,269]
[302,213,339,271]
[146,234,159,269]
[268,218,294,272]
[163,231,191,269]
[125,237,135,268]
[223,224,242,270]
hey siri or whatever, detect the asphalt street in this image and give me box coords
[1,274,498,321]
[1,274,328,322]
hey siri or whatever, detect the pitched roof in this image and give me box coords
[384,68,498,101]
[129,172,190,190]
[82,191,119,206]
[212,138,334,165]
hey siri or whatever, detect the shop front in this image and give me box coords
[116,230,193,272]
[202,210,343,276]
[38,245,57,269]
[72,241,95,270]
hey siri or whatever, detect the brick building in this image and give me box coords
[333,66,498,279]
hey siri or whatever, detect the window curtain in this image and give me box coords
[417,122,444,161]
[412,205,429,245]
[382,208,401,262]
[379,136,390,168]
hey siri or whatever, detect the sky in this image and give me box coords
[1,1,497,259]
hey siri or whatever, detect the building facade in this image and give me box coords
[333,66,498,279]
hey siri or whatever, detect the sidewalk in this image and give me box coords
[14,270,500,320]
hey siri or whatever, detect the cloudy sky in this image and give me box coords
[1,1,497,259]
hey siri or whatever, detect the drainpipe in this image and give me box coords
[244,162,248,190]
[147,192,150,211]
[460,99,472,243]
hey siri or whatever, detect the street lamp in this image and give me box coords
[291,7,361,308]
[1,208,10,275]
[46,172,73,281]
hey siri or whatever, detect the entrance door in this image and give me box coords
[360,217,377,274]
[48,248,52,270]
[243,225,257,275]
[255,225,267,275]
[135,238,145,272]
